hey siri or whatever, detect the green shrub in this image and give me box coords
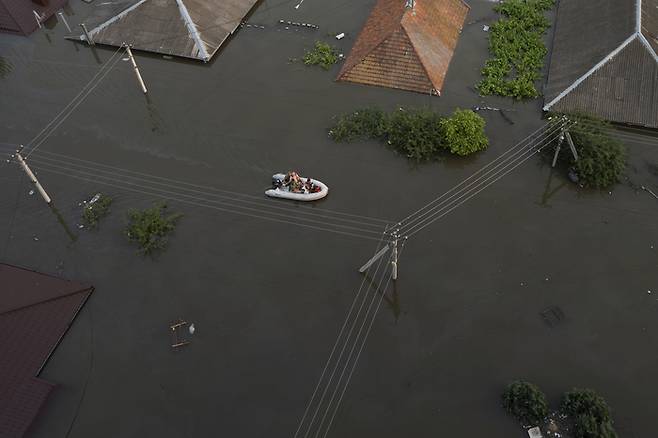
[386,109,444,161]
[502,380,549,425]
[440,109,489,156]
[329,107,488,160]
[303,41,338,70]
[551,115,627,188]
[477,0,555,99]
[82,193,113,229]
[125,203,182,255]
[328,108,387,142]
[561,389,617,438]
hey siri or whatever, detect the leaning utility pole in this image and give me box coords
[359,226,402,281]
[124,45,148,94]
[15,149,52,205]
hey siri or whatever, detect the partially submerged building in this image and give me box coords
[544,0,658,128]
[337,0,470,96]
[0,263,93,438]
[72,0,260,61]
[0,0,67,35]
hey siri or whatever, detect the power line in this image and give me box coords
[23,46,124,157]
[397,120,569,236]
[21,148,390,226]
[293,233,389,438]
[25,162,389,242]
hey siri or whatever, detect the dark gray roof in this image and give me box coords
[643,0,658,54]
[544,0,658,128]
[70,0,260,61]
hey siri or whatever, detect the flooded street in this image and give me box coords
[1,0,657,436]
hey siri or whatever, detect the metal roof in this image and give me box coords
[0,264,93,438]
[337,0,469,95]
[71,0,260,61]
[544,0,658,128]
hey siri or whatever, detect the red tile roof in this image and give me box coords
[0,264,93,438]
[338,0,470,95]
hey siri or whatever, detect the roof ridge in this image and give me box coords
[1,287,93,316]
[544,33,638,111]
[637,30,658,62]
[337,24,402,79]
[399,22,439,94]
[85,0,150,40]
[174,0,210,61]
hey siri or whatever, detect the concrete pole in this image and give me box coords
[15,152,52,204]
[125,45,148,94]
[58,11,72,33]
[80,23,94,45]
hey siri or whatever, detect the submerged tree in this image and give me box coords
[125,202,182,255]
[502,380,549,425]
[303,41,338,70]
[551,114,627,189]
[561,389,617,438]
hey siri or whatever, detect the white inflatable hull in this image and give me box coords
[265,173,328,201]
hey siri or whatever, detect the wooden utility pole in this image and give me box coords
[124,45,148,94]
[15,151,51,204]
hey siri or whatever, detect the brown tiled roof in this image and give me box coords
[0,0,68,35]
[0,264,93,438]
[338,0,469,95]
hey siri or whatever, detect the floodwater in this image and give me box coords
[1,0,657,437]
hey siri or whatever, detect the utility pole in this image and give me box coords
[358,225,402,281]
[552,119,578,167]
[124,45,148,94]
[15,149,51,205]
[58,11,72,33]
[80,23,94,45]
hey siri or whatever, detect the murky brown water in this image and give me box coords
[1,0,657,437]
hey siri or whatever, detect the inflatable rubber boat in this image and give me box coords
[265,173,328,201]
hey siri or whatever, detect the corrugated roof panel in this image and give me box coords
[641,0,658,55]
[74,0,260,61]
[552,37,658,128]
[544,0,636,102]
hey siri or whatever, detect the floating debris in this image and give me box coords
[278,19,318,29]
[28,189,34,196]
[33,236,39,241]
[482,25,490,32]
[335,32,345,40]
[189,323,195,335]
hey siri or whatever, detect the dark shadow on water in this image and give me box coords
[50,204,78,244]
[362,269,400,323]
[538,168,567,208]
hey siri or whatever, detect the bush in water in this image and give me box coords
[550,114,627,189]
[303,41,338,70]
[502,380,549,425]
[561,389,617,438]
[125,202,182,255]
[329,107,488,161]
